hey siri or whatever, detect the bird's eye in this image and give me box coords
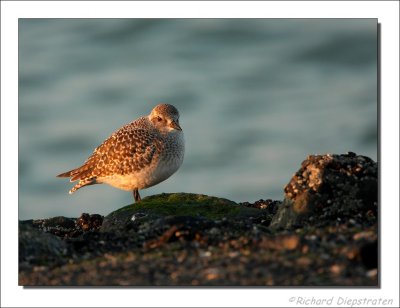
[157,116,163,122]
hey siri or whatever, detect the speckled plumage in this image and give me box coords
[57,104,185,202]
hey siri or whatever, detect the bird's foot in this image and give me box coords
[133,189,141,203]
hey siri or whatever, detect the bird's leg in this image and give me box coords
[133,189,141,203]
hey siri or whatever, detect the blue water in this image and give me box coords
[19,19,377,219]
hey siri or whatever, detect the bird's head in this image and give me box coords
[149,104,182,133]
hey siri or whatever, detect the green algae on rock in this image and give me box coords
[101,193,262,232]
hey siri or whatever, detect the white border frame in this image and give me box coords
[1,1,399,307]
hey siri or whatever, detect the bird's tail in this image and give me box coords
[68,178,96,194]
[57,166,97,194]
[56,169,75,178]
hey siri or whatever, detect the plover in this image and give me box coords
[57,104,184,202]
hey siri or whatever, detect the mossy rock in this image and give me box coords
[100,193,261,232]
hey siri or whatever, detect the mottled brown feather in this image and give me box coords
[60,119,158,192]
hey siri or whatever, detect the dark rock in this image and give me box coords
[240,199,281,212]
[76,213,104,232]
[240,199,281,227]
[19,222,68,269]
[32,216,76,237]
[270,153,377,229]
[360,241,378,269]
[143,215,214,249]
[29,213,104,239]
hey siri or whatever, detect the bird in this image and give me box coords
[57,103,185,203]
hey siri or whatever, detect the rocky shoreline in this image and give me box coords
[19,153,378,286]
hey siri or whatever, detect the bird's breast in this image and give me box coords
[100,131,184,191]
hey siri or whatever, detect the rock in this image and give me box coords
[270,153,377,229]
[30,213,104,238]
[240,199,281,213]
[19,222,68,270]
[18,158,378,286]
[76,213,104,232]
[143,215,213,249]
[359,241,378,269]
[32,216,76,237]
[100,193,262,233]
[240,199,281,227]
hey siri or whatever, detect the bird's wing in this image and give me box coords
[69,124,158,182]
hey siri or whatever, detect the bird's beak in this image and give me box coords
[169,120,182,131]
